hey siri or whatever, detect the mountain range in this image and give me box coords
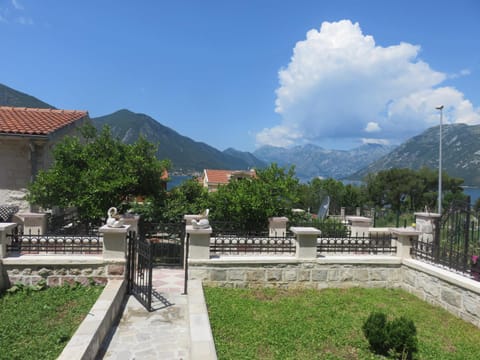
[253,143,395,182]
[349,123,480,186]
[1,82,480,186]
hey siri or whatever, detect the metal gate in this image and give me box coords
[432,198,480,274]
[126,222,186,311]
[126,231,154,311]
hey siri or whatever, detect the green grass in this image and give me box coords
[0,283,104,360]
[204,287,480,359]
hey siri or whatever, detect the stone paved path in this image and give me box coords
[98,268,190,360]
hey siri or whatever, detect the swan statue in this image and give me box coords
[106,207,124,228]
[191,218,210,229]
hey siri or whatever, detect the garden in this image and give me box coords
[205,287,480,359]
[0,282,103,360]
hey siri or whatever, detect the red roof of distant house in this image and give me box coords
[204,169,256,184]
[0,106,88,136]
[204,169,234,184]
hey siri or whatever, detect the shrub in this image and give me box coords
[363,311,418,359]
[362,312,389,355]
[387,316,418,360]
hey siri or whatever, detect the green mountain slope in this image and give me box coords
[92,109,259,172]
[350,124,480,186]
[0,83,55,109]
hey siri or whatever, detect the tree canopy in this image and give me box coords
[207,164,300,230]
[27,125,170,222]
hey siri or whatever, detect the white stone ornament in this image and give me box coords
[191,218,210,229]
[106,207,124,228]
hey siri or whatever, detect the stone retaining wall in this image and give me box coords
[2,257,125,286]
[189,257,404,289]
[402,259,480,327]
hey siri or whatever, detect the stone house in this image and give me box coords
[0,106,90,211]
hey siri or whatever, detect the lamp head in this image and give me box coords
[436,105,444,110]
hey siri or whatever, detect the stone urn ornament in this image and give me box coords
[106,207,124,228]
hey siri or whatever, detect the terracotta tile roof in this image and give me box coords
[204,169,256,184]
[205,169,233,184]
[0,106,88,136]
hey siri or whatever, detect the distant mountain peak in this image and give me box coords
[0,83,55,109]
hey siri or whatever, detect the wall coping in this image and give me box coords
[190,255,401,266]
[414,212,441,218]
[99,225,130,234]
[1,255,117,266]
[0,223,17,231]
[403,258,480,295]
[290,226,321,235]
[390,227,421,236]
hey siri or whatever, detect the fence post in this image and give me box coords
[268,217,289,237]
[346,216,372,237]
[290,226,321,259]
[391,228,420,259]
[414,211,441,260]
[100,225,130,260]
[14,212,47,235]
[186,225,212,260]
[0,223,17,258]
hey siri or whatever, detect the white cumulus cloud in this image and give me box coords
[365,122,381,132]
[256,19,480,149]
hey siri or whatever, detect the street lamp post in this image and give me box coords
[436,105,444,215]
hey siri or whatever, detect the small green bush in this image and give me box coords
[387,316,418,359]
[363,311,418,359]
[362,312,390,355]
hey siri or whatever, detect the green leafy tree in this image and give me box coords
[207,164,300,230]
[161,178,209,222]
[365,167,465,212]
[27,125,170,222]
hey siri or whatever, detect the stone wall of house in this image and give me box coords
[3,261,125,287]
[0,138,32,210]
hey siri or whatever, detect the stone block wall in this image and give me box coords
[3,261,125,287]
[189,260,403,290]
[402,260,480,327]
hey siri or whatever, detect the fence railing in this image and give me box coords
[47,212,102,236]
[317,231,396,255]
[209,222,296,256]
[210,233,296,256]
[6,225,102,255]
[411,199,480,279]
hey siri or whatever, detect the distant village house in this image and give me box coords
[200,169,256,192]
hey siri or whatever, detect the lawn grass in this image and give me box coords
[204,287,480,359]
[0,283,104,360]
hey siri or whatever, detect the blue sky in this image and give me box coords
[1,0,479,152]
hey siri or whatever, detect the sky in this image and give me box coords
[1,0,479,152]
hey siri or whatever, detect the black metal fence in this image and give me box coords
[6,225,102,255]
[47,211,102,235]
[210,221,296,256]
[317,232,396,255]
[411,199,480,279]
